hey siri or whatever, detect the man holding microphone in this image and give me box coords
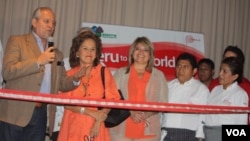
[0,7,86,141]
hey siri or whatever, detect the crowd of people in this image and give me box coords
[0,7,249,141]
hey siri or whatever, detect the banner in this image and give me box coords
[81,22,205,80]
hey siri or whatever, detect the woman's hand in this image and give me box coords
[130,111,157,126]
[64,105,81,113]
[130,111,146,123]
[90,120,102,138]
[72,65,92,82]
[89,110,109,138]
[84,109,107,121]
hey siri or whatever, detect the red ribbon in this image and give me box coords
[0,88,249,114]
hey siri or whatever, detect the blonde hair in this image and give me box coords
[126,36,155,73]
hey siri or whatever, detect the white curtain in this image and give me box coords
[0,0,250,78]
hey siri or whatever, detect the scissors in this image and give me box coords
[84,135,94,141]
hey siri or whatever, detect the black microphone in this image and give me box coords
[48,37,54,64]
[48,37,54,52]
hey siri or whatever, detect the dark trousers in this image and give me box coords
[203,125,221,141]
[162,127,196,141]
[51,131,59,141]
[0,106,47,141]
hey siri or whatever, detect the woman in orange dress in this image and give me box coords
[110,37,169,141]
[58,31,120,141]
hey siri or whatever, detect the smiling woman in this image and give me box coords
[110,36,169,141]
[58,31,120,141]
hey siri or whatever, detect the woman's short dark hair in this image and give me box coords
[222,57,243,83]
[69,31,102,68]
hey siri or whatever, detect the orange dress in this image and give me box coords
[58,64,120,141]
[125,65,154,139]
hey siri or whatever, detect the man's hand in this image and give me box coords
[37,47,56,65]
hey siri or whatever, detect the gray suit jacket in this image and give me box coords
[0,33,77,134]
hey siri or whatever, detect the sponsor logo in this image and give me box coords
[91,26,117,39]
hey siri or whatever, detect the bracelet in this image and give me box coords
[80,107,85,114]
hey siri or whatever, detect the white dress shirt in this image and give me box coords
[32,32,51,94]
[161,78,209,138]
[205,82,248,126]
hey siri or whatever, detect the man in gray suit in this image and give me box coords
[0,7,86,141]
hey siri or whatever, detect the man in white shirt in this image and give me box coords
[161,52,209,141]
